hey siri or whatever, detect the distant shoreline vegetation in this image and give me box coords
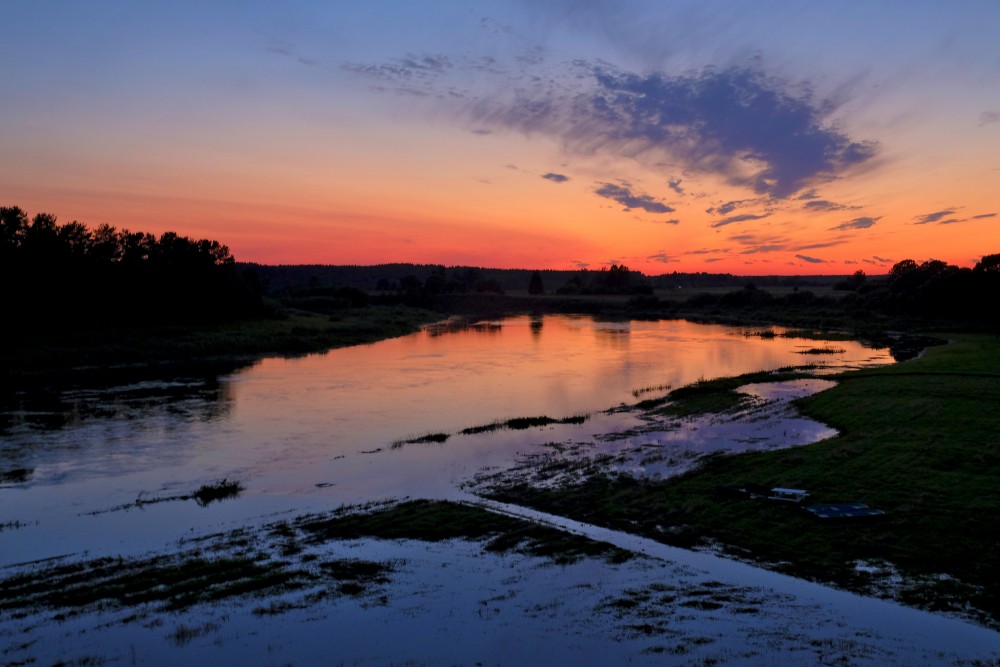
[5,203,999,355]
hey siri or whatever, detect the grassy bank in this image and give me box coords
[485,333,1000,625]
[1,306,439,384]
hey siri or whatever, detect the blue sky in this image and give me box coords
[2,1,998,272]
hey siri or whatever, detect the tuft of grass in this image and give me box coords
[460,414,590,435]
[391,432,450,448]
[0,468,32,483]
[192,479,244,506]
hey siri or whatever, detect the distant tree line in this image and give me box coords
[652,256,1000,327]
[847,256,1000,322]
[555,264,653,296]
[1,205,262,331]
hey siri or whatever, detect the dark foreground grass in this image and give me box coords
[629,367,816,417]
[296,499,632,565]
[1,306,440,384]
[486,333,1000,624]
[0,500,630,618]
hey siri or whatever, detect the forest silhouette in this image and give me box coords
[1,206,262,332]
[4,204,999,334]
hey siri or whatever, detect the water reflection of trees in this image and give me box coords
[0,360,250,436]
[424,318,503,337]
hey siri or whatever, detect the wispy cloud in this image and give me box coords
[913,209,957,224]
[910,208,991,225]
[796,240,845,250]
[731,233,787,254]
[542,172,569,183]
[342,52,456,97]
[831,216,880,231]
[648,252,679,263]
[266,40,320,67]
[709,212,771,228]
[795,254,826,263]
[979,111,1000,127]
[349,53,878,201]
[593,182,674,214]
[804,199,859,212]
[706,198,759,215]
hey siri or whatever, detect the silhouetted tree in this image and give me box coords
[528,271,545,295]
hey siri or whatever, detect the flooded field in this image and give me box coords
[4,316,998,664]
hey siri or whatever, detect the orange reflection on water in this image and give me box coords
[228,316,891,460]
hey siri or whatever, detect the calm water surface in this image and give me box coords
[0,316,892,564]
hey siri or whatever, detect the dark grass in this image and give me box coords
[296,499,631,565]
[0,306,441,385]
[192,479,245,506]
[0,468,32,483]
[485,334,1000,624]
[0,555,292,613]
[0,499,636,617]
[630,368,816,417]
[460,414,589,435]
[392,432,450,448]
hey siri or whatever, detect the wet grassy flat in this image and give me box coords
[485,333,1000,625]
[0,501,630,619]
[296,499,633,565]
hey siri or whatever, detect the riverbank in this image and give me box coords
[483,333,1000,627]
[0,306,440,386]
[2,317,997,662]
[4,499,997,666]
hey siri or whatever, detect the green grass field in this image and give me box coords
[487,333,1000,624]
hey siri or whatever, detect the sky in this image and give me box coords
[2,1,999,275]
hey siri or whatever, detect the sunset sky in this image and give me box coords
[3,1,999,274]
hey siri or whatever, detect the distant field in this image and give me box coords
[502,285,842,300]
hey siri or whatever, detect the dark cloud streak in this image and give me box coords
[582,66,877,198]
[830,216,879,231]
[593,182,674,214]
[709,212,771,228]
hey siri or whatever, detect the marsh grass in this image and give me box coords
[391,432,450,448]
[460,414,589,435]
[632,383,672,398]
[296,499,631,565]
[0,499,636,619]
[0,468,32,483]
[629,368,816,417]
[192,479,244,506]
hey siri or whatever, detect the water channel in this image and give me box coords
[1,315,892,566]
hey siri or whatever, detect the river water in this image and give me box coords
[1,315,891,565]
[6,316,1000,666]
